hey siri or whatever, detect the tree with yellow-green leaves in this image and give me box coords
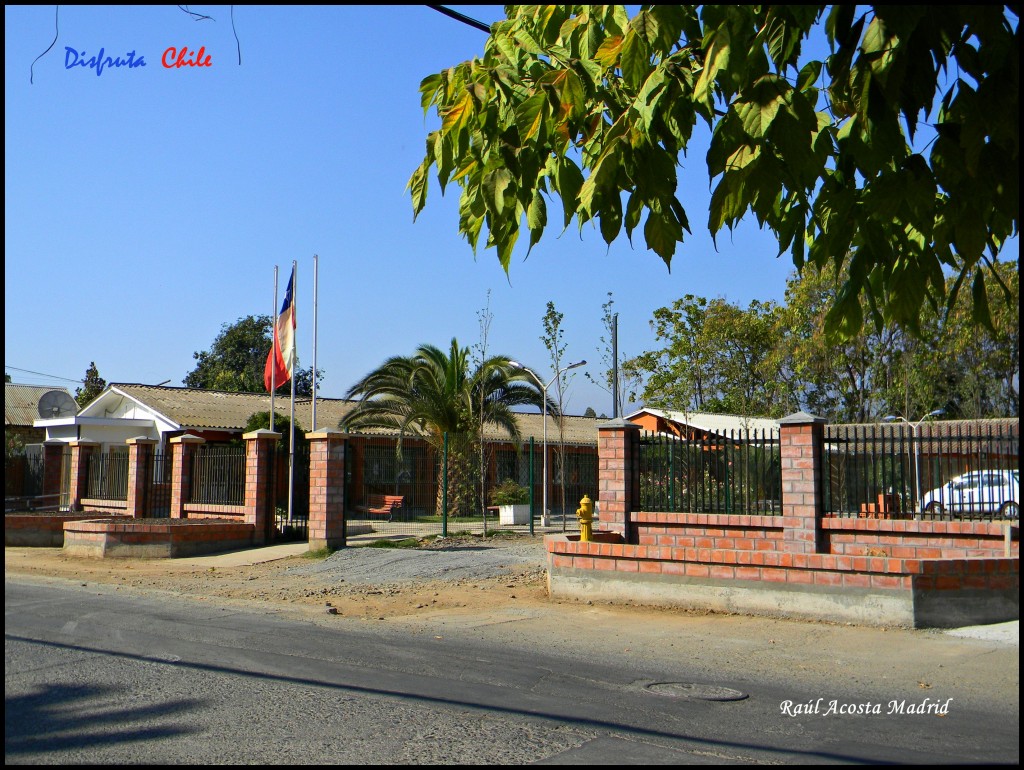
[411,6,1018,340]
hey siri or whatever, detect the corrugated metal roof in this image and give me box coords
[5,384,76,427]
[109,384,601,444]
[631,408,780,436]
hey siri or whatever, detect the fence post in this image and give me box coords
[67,441,99,512]
[169,434,205,519]
[42,441,65,498]
[597,418,641,541]
[779,411,827,553]
[125,437,158,519]
[307,429,346,551]
[244,429,280,545]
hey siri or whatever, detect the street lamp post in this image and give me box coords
[509,359,586,530]
[883,409,944,515]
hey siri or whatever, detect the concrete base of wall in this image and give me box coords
[5,514,127,547]
[547,565,1018,629]
[546,533,1019,629]
[63,518,256,559]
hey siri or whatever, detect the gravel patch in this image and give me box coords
[286,537,548,585]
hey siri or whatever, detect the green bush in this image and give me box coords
[489,478,529,506]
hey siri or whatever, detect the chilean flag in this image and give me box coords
[264,272,295,392]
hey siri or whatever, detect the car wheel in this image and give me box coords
[999,501,1019,520]
[925,501,945,517]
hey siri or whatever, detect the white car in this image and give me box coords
[920,470,1019,518]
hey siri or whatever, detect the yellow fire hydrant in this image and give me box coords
[576,494,595,542]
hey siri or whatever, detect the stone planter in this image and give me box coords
[497,503,530,526]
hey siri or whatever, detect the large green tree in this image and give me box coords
[412,5,1018,338]
[628,260,1018,422]
[184,315,321,396]
[624,295,794,417]
[341,339,552,516]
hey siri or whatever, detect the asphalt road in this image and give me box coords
[6,579,1019,765]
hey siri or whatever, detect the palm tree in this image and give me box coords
[342,339,553,516]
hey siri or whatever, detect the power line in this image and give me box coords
[427,5,491,34]
[4,365,83,383]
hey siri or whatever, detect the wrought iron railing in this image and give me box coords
[86,450,129,500]
[639,429,782,514]
[190,445,245,506]
[823,420,1019,520]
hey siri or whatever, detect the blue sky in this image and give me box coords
[3,5,908,417]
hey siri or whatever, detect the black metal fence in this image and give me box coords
[143,449,172,518]
[4,454,44,497]
[273,442,310,541]
[86,449,129,501]
[823,420,1019,520]
[639,429,782,514]
[190,445,246,506]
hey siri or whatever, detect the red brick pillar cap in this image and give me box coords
[242,429,281,441]
[126,436,159,445]
[306,428,345,440]
[596,418,641,430]
[170,433,206,444]
[778,411,826,426]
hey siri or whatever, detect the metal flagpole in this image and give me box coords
[270,265,278,433]
[311,254,319,431]
[288,260,297,527]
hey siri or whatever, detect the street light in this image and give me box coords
[509,359,586,530]
[883,409,944,514]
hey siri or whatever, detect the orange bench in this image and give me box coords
[357,494,405,522]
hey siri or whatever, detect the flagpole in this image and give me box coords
[311,254,319,431]
[270,265,278,433]
[288,260,297,527]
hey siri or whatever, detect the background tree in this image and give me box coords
[411,5,1018,339]
[584,293,641,416]
[473,291,495,519]
[625,296,793,418]
[341,339,552,517]
[184,315,322,396]
[242,411,306,452]
[74,362,106,408]
[540,300,575,518]
[628,260,1018,422]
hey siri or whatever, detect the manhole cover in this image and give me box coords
[644,682,748,701]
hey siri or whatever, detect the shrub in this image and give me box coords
[489,479,529,506]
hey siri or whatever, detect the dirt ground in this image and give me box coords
[4,533,552,622]
[5,533,1019,714]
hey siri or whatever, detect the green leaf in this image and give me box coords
[514,92,547,144]
[620,28,651,90]
[970,270,995,332]
[694,26,731,105]
[527,191,547,254]
[407,162,428,219]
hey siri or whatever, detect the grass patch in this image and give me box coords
[303,546,336,560]
[360,537,422,549]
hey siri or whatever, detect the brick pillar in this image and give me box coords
[68,441,99,511]
[779,411,827,553]
[307,429,346,551]
[244,429,281,545]
[125,437,158,518]
[169,434,205,519]
[42,441,65,497]
[597,418,641,541]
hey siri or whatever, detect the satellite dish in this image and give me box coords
[38,390,78,419]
